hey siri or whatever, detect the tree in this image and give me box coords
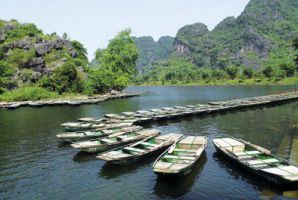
[225,66,239,79]
[63,32,68,40]
[212,69,227,80]
[293,37,298,70]
[243,67,254,79]
[262,66,274,78]
[50,62,82,94]
[0,61,14,93]
[71,40,88,60]
[280,63,295,77]
[97,29,139,77]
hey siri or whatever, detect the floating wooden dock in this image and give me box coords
[61,92,298,131]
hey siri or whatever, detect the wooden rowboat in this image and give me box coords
[97,133,183,165]
[71,129,161,153]
[56,125,143,143]
[153,135,207,177]
[61,122,133,131]
[213,138,298,187]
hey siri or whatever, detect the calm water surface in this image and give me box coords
[0,86,298,200]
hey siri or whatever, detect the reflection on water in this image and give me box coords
[154,153,207,198]
[73,152,97,163]
[213,152,298,199]
[0,86,298,199]
[99,156,157,179]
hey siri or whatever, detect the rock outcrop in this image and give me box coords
[0,19,88,90]
[172,0,298,69]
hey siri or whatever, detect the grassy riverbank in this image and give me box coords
[0,86,126,102]
[136,77,298,87]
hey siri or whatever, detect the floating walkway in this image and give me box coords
[0,91,141,109]
[61,92,298,131]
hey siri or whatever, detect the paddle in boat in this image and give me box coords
[71,129,160,153]
[97,133,183,165]
[153,135,207,177]
[213,138,298,187]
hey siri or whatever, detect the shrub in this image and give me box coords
[5,23,42,41]
[243,68,254,79]
[39,62,83,94]
[51,62,82,94]
[0,61,14,92]
[0,86,58,101]
[113,75,129,91]
[212,69,227,80]
[279,63,295,77]
[262,66,274,78]
[201,68,212,80]
[84,68,114,95]
[225,66,239,79]
[7,49,35,68]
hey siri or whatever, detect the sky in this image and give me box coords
[0,0,250,60]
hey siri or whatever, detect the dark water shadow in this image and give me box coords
[99,155,157,179]
[213,152,298,199]
[73,151,97,163]
[153,152,207,198]
[57,141,72,148]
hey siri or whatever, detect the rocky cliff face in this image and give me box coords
[172,0,298,69]
[0,19,87,90]
[132,36,174,74]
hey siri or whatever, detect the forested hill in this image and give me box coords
[132,36,174,74]
[0,19,88,92]
[173,0,298,69]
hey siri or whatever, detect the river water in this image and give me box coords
[0,85,298,200]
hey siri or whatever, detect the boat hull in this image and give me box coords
[58,135,104,143]
[108,144,172,166]
[154,154,203,178]
[213,143,298,188]
[77,140,134,153]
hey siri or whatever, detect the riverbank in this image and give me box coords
[0,90,141,109]
[136,77,298,87]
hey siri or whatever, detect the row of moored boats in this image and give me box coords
[60,92,298,132]
[57,124,298,186]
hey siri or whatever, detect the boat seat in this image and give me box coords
[247,158,280,165]
[85,132,100,136]
[164,155,195,161]
[173,148,197,153]
[123,147,145,153]
[141,142,158,147]
[117,135,129,139]
[238,155,255,160]
[262,165,298,177]
[252,164,269,169]
[235,151,262,156]
[101,138,116,143]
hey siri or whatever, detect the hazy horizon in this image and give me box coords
[0,0,250,60]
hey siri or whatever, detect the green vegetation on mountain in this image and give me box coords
[174,0,298,68]
[84,29,138,95]
[132,36,174,74]
[136,0,298,86]
[0,19,88,96]
[0,19,138,101]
